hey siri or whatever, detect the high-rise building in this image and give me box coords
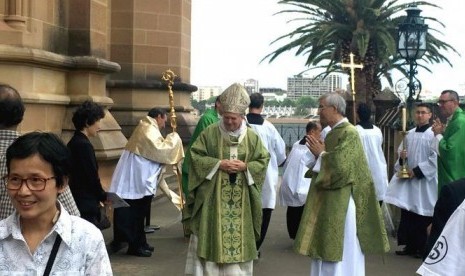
[287,74,343,100]
[244,79,259,95]
[192,86,223,101]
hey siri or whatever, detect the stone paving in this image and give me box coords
[105,196,423,276]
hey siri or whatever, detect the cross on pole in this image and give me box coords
[341,53,364,124]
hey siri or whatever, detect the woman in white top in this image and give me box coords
[0,132,112,275]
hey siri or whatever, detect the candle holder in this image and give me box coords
[397,130,410,179]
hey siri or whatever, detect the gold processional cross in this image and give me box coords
[341,53,364,123]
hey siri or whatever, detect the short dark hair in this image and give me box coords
[0,84,25,128]
[249,93,264,109]
[72,100,105,131]
[357,103,371,122]
[214,96,221,109]
[441,90,459,102]
[147,108,167,119]
[306,121,320,133]
[416,103,432,112]
[6,132,71,188]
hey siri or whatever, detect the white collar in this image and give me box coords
[0,202,73,248]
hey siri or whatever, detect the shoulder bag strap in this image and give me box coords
[43,234,62,276]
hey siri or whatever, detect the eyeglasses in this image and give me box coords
[415,111,431,115]
[3,176,55,191]
[318,105,332,110]
[437,99,455,105]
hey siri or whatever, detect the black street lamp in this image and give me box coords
[396,4,428,127]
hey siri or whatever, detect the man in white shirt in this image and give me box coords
[109,108,184,257]
[355,103,388,203]
[280,121,321,239]
[246,93,286,254]
[385,103,437,258]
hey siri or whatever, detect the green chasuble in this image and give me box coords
[183,123,270,263]
[182,108,219,197]
[438,107,465,192]
[294,121,389,262]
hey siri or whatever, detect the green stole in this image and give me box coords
[294,121,389,261]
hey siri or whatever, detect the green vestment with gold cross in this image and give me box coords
[183,123,270,263]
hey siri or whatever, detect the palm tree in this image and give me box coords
[264,0,458,107]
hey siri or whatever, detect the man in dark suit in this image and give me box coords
[424,178,465,259]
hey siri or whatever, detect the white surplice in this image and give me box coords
[384,127,438,216]
[417,199,465,275]
[109,150,163,200]
[310,196,365,276]
[355,125,389,201]
[321,125,331,140]
[280,140,316,207]
[248,120,286,209]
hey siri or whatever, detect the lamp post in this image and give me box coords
[396,4,428,128]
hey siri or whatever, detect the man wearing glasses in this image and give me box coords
[295,92,389,276]
[432,90,465,192]
[385,103,437,258]
[423,90,465,260]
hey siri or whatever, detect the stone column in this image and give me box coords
[108,0,197,142]
[4,0,27,30]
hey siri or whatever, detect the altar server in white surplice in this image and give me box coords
[355,103,388,202]
[417,198,465,275]
[109,108,184,257]
[246,93,286,253]
[384,103,438,258]
[279,121,321,239]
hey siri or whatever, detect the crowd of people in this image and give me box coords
[1,81,465,275]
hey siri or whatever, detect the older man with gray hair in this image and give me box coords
[294,92,389,276]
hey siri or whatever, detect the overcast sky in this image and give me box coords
[191,0,465,95]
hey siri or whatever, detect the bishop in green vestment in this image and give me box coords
[433,90,465,192]
[183,83,269,275]
[294,92,389,274]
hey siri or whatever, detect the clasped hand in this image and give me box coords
[306,135,325,156]
[432,118,445,136]
[220,159,246,174]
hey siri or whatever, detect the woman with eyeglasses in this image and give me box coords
[0,132,112,275]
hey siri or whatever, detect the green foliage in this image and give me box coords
[266,99,281,107]
[294,96,318,116]
[206,96,217,104]
[191,99,207,114]
[281,98,296,107]
[264,0,458,105]
[296,96,318,108]
[294,106,309,116]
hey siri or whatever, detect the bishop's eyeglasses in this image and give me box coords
[2,175,56,191]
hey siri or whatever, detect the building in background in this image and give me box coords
[192,86,222,101]
[259,88,287,102]
[244,79,259,95]
[287,74,343,100]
